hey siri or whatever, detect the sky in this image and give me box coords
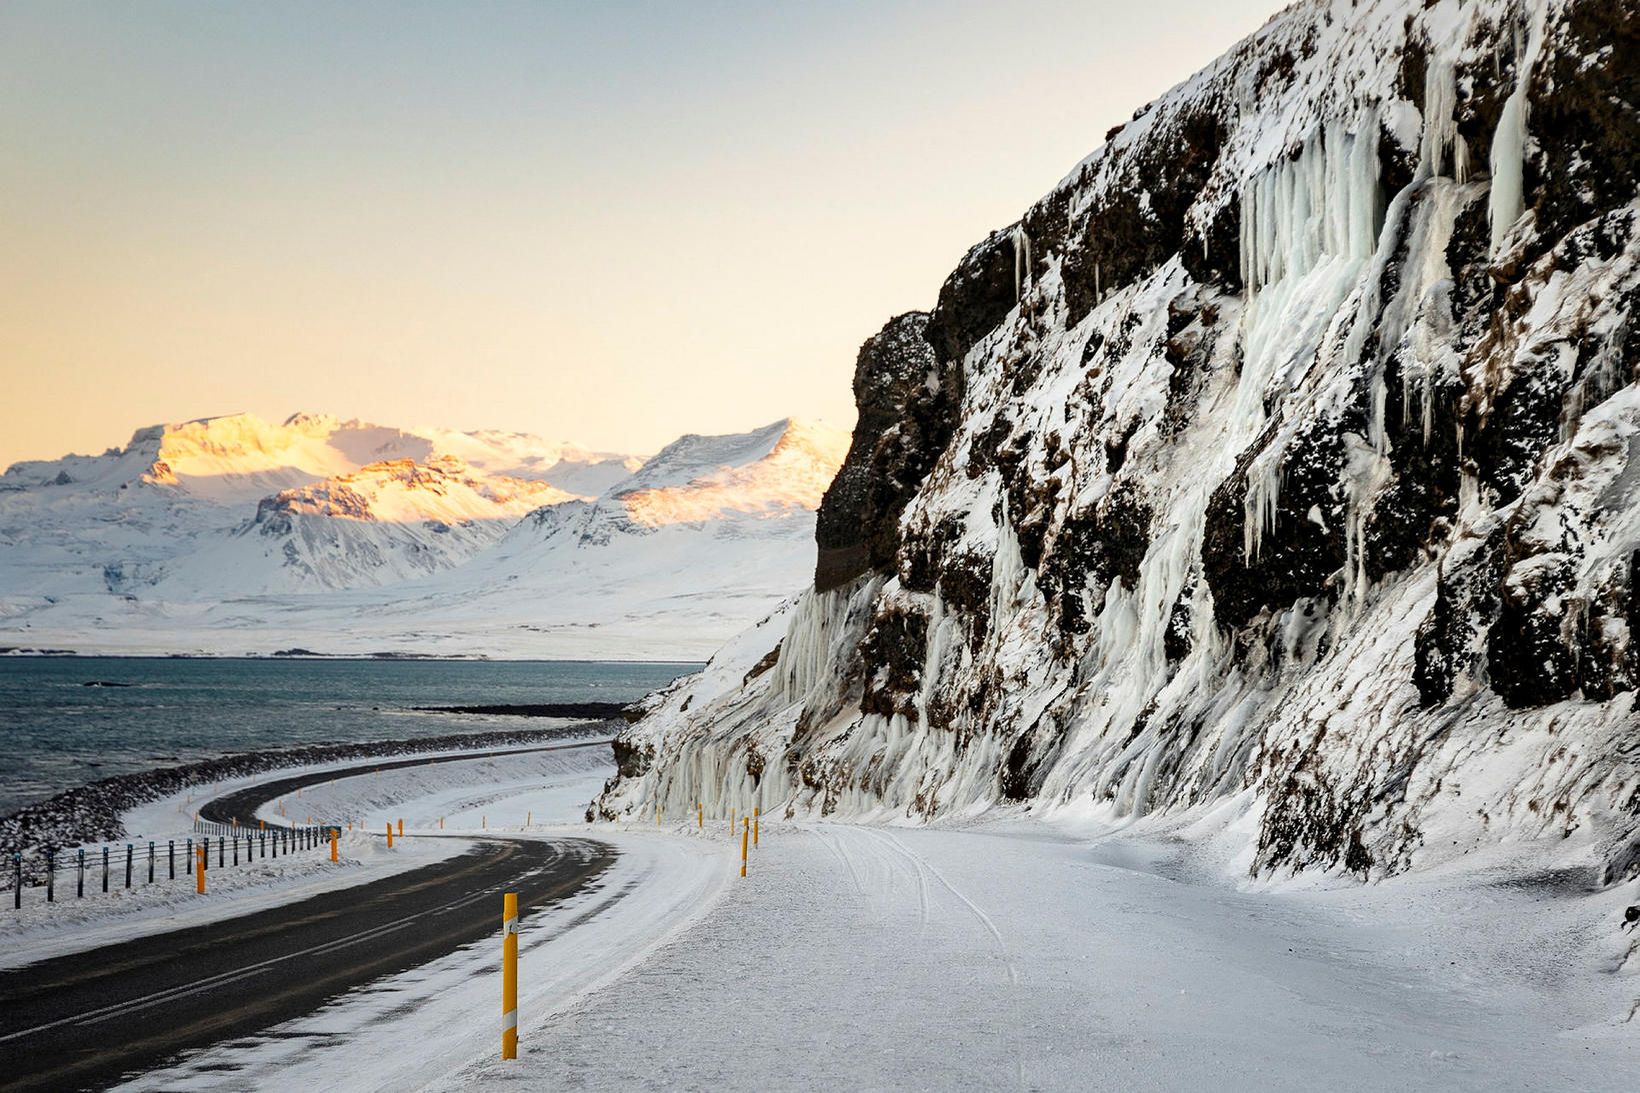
[0,0,1284,470]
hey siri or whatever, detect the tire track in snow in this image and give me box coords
[843,823,932,930]
[810,825,866,896]
[876,827,1027,1093]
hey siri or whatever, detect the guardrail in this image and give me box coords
[7,824,341,909]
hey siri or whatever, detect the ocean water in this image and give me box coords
[0,657,697,816]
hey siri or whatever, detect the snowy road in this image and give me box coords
[0,836,612,1091]
[7,742,1635,1091]
[452,818,1640,1092]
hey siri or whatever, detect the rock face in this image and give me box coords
[598,0,1640,882]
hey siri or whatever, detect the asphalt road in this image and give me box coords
[0,753,615,1092]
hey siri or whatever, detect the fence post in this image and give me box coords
[102,846,109,893]
[185,838,192,874]
[148,842,155,883]
[169,839,175,880]
[46,849,55,902]
[125,843,133,889]
[260,833,266,859]
[233,836,239,866]
[12,853,19,909]
[502,892,518,1060]
[218,836,224,869]
[78,848,85,897]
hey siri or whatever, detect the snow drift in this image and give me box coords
[597,0,1640,882]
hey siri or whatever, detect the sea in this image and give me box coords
[0,657,697,816]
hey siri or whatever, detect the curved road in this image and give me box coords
[0,748,615,1092]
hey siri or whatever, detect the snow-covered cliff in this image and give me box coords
[596,0,1640,882]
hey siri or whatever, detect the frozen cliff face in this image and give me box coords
[597,0,1640,882]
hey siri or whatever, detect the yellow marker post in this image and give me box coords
[386,822,394,849]
[740,818,749,877]
[729,808,735,838]
[656,802,661,826]
[397,818,403,838]
[330,830,339,862]
[501,891,519,1060]
[754,806,760,847]
[196,846,206,894]
[259,819,264,832]
[697,802,702,828]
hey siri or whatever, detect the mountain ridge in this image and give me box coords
[0,414,848,658]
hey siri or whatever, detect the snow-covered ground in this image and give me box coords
[8,727,1634,1089]
[448,815,1640,1093]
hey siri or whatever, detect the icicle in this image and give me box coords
[1242,452,1284,563]
[1488,2,1549,255]
[1011,226,1032,302]
[1239,120,1382,297]
[1417,59,1458,180]
[774,585,853,703]
[989,503,1026,629]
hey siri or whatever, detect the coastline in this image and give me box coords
[0,720,615,878]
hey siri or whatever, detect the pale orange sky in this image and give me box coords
[0,1,1283,470]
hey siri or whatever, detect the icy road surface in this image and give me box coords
[115,810,1640,1091]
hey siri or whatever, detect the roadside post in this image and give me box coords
[754,807,760,847]
[125,843,132,888]
[46,849,55,902]
[12,853,19,909]
[330,829,339,862]
[697,802,702,828]
[740,818,749,877]
[77,849,85,897]
[502,892,519,1060]
[386,822,394,849]
[169,839,175,880]
[148,841,155,883]
[102,846,109,892]
[397,819,403,838]
[196,846,205,894]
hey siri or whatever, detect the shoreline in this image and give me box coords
[0,649,705,666]
[0,721,617,879]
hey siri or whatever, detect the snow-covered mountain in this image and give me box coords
[0,414,848,658]
[596,0,1640,884]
